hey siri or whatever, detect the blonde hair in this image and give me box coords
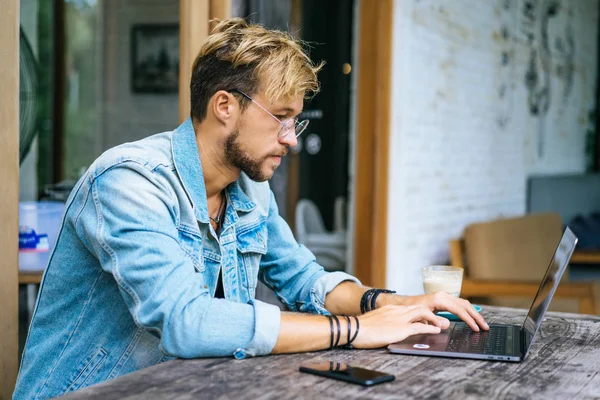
[190,18,324,121]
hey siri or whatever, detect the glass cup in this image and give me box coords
[421,265,464,297]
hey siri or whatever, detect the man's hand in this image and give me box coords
[275,286,486,355]
[378,291,489,332]
[272,304,451,354]
[352,304,450,349]
[323,282,489,332]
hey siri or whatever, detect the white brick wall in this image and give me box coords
[386,0,598,295]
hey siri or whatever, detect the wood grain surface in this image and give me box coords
[58,306,600,399]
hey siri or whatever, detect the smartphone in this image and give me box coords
[299,361,395,386]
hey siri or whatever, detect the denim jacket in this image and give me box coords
[13,118,359,399]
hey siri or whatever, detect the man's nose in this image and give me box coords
[279,131,298,148]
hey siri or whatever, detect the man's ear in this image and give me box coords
[211,90,236,125]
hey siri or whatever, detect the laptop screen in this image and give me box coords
[522,227,578,352]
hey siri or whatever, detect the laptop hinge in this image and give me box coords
[519,327,526,357]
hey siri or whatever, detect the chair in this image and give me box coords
[449,213,599,315]
[295,199,346,271]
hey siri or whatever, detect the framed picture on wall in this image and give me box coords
[131,23,179,93]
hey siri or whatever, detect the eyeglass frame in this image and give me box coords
[226,89,309,138]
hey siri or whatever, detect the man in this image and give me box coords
[14,19,487,399]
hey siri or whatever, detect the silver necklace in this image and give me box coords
[209,192,225,225]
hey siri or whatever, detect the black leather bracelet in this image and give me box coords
[360,289,377,314]
[343,316,360,349]
[332,315,341,347]
[366,290,376,311]
[370,290,378,311]
[359,290,367,313]
[349,316,360,344]
[361,288,397,313]
[345,316,351,346]
[327,315,334,349]
[370,289,396,311]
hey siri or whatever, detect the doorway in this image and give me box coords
[237,0,354,270]
[296,0,354,233]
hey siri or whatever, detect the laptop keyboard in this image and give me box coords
[446,323,507,354]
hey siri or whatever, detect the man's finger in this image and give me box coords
[438,298,489,331]
[409,322,441,336]
[455,299,489,330]
[454,309,481,332]
[403,307,441,326]
[449,305,487,331]
[464,305,489,330]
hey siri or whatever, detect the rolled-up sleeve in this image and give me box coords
[79,163,280,358]
[309,272,361,315]
[259,191,361,315]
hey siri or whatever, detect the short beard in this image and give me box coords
[224,129,273,182]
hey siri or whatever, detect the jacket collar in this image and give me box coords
[171,118,256,223]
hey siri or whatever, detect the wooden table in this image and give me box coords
[59,306,600,399]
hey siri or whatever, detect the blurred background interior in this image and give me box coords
[15,0,600,362]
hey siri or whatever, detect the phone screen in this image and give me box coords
[299,361,395,386]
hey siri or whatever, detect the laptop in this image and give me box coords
[388,227,578,362]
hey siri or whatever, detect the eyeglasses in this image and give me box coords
[227,89,309,138]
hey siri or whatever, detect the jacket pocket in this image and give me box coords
[236,222,267,292]
[66,347,108,393]
[178,226,204,272]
